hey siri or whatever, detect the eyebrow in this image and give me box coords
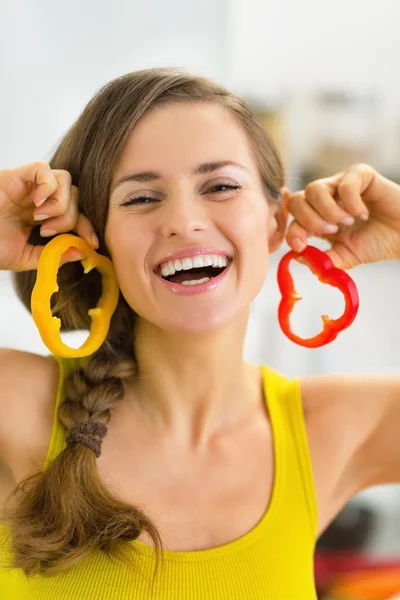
[111,161,249,193]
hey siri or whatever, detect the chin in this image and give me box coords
[160,304,246,337]
[128,283,259,337]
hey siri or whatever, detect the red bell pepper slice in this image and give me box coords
[277,245,359,348]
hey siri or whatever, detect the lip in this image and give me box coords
[156,259,232,296]
[154,247,231,271]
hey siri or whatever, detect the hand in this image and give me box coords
[0,161,98,271]
[284,163,400,269]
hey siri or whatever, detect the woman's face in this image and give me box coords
[106,101,284,335]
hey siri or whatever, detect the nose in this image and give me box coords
[160,190,207,238]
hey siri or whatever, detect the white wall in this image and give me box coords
[227,0,400,177]
[227,0,400,99]
[0,0,229,168]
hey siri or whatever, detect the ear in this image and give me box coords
[268,198,288,253]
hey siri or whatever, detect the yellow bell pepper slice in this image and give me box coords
[31,233,119,358]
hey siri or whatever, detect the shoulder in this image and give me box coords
[0,349,60,480]
[300,371,396,441]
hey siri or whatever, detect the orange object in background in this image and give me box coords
[329,567,400,599]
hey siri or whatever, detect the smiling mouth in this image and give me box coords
[160,264,229,284]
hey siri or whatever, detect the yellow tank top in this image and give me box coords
[0,356,318,599]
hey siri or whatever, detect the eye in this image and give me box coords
[120,195,160,207]
[207,183,241,196]
[119,183,242,207]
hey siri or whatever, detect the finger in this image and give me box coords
[73,213,99,249]
[40,212,99,249]
[35,183,98,248]
[16,242,47,272]
[16,239,81,271]
[15,238,85,271]
[305,182,355,226]
[36,182,79,237]
[32,169,73,220]
[16,161,58,206]
[288,191,339,236]
[285,220,308,253]
[336,166,372,219]
[325,244,358,270]
[59,247,86,266]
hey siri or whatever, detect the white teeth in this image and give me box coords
[181,258,193,270]
[160,254,229,278]
[181,277,210,286]
[174,259,183,271]
[192,256,205,268]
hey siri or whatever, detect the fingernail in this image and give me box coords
[292,237,306,253]
[41,228,57,237]
[91,234,99,248]
[341,216,355,226]
[34,214,50,221]
[36,197,47,207]
[360,213,369,221]
[323,224,339,234]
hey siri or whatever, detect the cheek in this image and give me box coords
[227,198,270,253]
[231,202,270,287]
[105,217,148,284]
[106,214,146,255]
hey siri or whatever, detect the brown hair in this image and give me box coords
[2,68,285,577]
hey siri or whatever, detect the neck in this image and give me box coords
[128,311,261,447]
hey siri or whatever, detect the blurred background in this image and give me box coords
[1,0,400,596]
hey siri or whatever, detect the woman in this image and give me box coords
[0,68,399,599]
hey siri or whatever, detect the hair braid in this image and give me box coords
[2,303,162,576]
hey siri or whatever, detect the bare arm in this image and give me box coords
[0,349,58,502]
[282,164,400,533]
[302,373,400,533]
